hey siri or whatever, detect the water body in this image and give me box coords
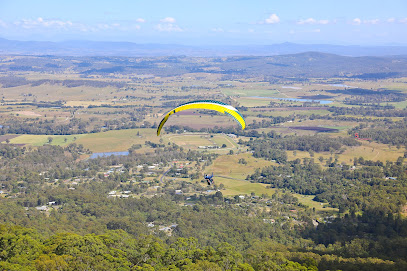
[249,96,333,104]
[281,86,302,90]
[90,151,129,159]
[329,84,357,88]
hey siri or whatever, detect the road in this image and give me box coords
[160,166,172,183]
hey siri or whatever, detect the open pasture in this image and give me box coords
[75,128,158,152]
[293,194,338,213]
[165,133,239,152]
[339,141,405,163]
[6,134,85,146]
[216,177,276,197]
[205,153,276,179]
[221,88,280,98]
[286,140,405,165]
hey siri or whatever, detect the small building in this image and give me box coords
[35,206,48,211]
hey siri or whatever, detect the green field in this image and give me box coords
[216,177,276,197]
[293,194,339,214]
[165,133,239,152]
[7,134,85,146]
[75,129,158,152]
[221,88,280,97]
[205,153,276,179]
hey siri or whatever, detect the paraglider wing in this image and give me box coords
[156,100,245,136]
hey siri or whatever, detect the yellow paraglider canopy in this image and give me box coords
[157,100,246,136]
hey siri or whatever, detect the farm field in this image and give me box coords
[74,129,158,152]
[293,194,339,214]
[216,177,276,197]
[205,153,276,179]
[165,133,239,151]
[6,134,85,146]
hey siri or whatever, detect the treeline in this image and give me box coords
[0,76,126,88]
[351,119,407,146]
[308,209,407,261]
[247,158,407,213]
[243,135,360,154]
[329,106,407,117]
[0,118,90,135]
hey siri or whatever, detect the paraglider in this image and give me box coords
[204,173,214,185]
[156,100,246,136]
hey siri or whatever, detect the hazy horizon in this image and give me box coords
[0,0,406,46]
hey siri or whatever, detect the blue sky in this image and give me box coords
[0,0,406,45]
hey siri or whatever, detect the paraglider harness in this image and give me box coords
[204,173,214,185]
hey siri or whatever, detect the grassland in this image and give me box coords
[75,129,159,152]
[205,153,276,179]
[7,134,85,146]
[286,140,405,165]
[216,177,276,197]
[293,194,339,214]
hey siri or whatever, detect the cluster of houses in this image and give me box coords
[108,190,132,198]
[147,222,178,236]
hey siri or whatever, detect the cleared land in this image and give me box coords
[75,129,158,152]
[7,134,85,146]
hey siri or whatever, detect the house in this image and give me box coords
[48,201,56,205]
[35,206,48,211]
[175,190,183,195]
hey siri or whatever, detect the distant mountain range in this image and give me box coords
[1,38,407,57]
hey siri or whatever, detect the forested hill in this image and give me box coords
[2,37,407,57]
[1,53,407,79]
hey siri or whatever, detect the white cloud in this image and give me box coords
[400,18,407,24]
[160,17,176,23]
[387,18,396,23]
[136,18,146,23]
[351,18,381,25]
[297,18,329,25]
[211,28,224,32]
[11,17,135,32]
[364,19,379,24]
[156,17,182,32]
[155,23,183,32]
[264,14,280,24]
[311,28,321,33]
[14,17,77,30]
[318,20,329,25]
[352,18,362,25]
[0,19,7,28]
[248,28,255,33]
[96,23,122,30]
